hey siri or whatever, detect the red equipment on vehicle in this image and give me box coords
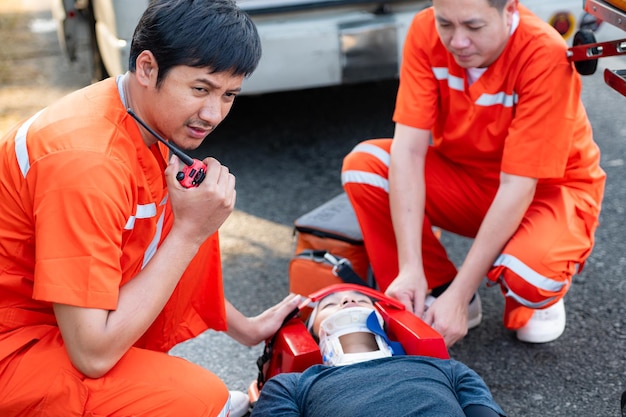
[568,0,626,96]
[248,283,449,403]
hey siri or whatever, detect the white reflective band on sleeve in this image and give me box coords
[432,67,448,80]
[494,253,568,293]
[341,171,389,193]
[475,91,519,107]
[124,202,158,230]
[142,208,165,268]
[350,143,391,166]
[124,217,134,230]
[14,109,45,178]
[432,67,464,91]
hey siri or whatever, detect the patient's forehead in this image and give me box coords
[318,290,374,307]
[311,290,376,337]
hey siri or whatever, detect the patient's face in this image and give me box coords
[312,291,375,336]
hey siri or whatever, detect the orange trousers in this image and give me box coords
[0,328,230,417]
[342,139,602,329]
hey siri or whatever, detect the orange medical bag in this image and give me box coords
[289,193,373,296]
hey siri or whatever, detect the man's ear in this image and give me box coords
[504,0,518,25]
[135,50,158,87]
[505,0,518,14]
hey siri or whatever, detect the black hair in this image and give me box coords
[487,0,510,12]
[129,0,262,87]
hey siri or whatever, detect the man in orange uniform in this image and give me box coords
[342,0,605,346]
[0,0,301,415]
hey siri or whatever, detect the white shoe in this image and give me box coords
[467,293,482,330]
[516,299,566,343]
[228,390,250,417]
[424,292,482,330]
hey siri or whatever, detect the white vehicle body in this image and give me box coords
[52,0,624,95]
[53,0,431,95]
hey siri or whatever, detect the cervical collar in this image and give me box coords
[318,307,393,366]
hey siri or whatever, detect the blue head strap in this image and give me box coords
[366,311,406,356]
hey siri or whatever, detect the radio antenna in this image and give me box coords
[127,108,194,166]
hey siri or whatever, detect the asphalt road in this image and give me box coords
[2,2,626,416]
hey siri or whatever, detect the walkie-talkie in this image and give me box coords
[127,109,206,188]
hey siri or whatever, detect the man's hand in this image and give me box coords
[385,270,470,347]
[165,155,236,245]
[226,294,303,347]
[384,269,429,317]
[422,288,469,347]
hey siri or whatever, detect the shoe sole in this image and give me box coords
[515,301,566,343]
[516,327,565,343]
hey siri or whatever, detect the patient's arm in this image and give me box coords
[464,404,505,417]
[453,359,506,417]
[250,373,302,417]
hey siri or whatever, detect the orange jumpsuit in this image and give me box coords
[342,6,606,329]
[0,78,231,416]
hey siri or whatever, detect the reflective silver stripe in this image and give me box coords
[432,67,448,80]
[124,203,158,230]
[216,395,231,417]
[432,67,464,91]
[142,209,165,268]
[342,143,391,190]
[141,196,168,268]
[14,109,45,177]
[342,170,389,192]
[500,277,557,309]
[476,92,519,107]
[433,67,519,106]
[494,253,569,309]
[494,253,568,293]
[351,143,390,166]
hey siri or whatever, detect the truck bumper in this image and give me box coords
[242,7,423,95]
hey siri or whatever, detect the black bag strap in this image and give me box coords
[296,249,370,287]
[255,338,273,389]
[255,306,301,390]
[321,251,369,287]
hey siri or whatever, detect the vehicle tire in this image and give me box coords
[85,1,109,82]
[572,29,598,76]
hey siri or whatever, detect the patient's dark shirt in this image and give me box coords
[250,356,506,417]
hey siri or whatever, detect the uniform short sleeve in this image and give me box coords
[31,150,133,309]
